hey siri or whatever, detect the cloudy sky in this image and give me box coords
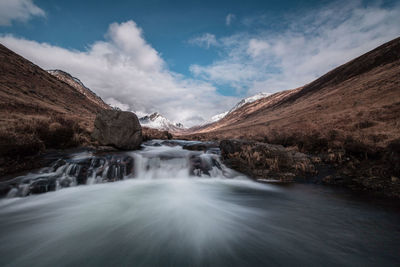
[0,0,399,126]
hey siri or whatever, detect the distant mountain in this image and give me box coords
[228,92,271,114]
[209,111,229,123]
[139,112,184,132]
[195,92,271,128]
[48,69,110,110]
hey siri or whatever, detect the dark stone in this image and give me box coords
[182,142,219,152]
[51,159,66,172]
[188,154,221,177]
[160,140,180,147]
[29,178,56,194]
[92,110,142,150]
[104,155,135,181]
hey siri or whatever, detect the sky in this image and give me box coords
[0,0,400,126]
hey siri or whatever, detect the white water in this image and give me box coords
[0,142,399,266]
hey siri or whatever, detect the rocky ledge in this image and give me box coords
[219,139,400,199]
[220,139,316,182]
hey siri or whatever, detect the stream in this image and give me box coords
[0,140,399,266]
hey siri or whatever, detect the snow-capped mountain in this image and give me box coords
[139,112,185,132]
[228,92,271,113]
[202,93,271,126]
[210,111,229,123]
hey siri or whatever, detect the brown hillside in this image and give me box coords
[181,37,400,198]
[0,43,109,176]
[185,37,400,150]
[48,69,111,110]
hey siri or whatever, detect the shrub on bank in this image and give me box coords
[0,115,88,161]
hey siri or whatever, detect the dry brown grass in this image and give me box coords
[182,40,400,156]
[0,115,91,156]
[0,115,93,176]
[0,44,107,176]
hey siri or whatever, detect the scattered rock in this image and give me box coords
[160,140,180,147]
[182,142,219,152]
[142,127,172,140]
[188,153,221,176]
[92,110,142,150]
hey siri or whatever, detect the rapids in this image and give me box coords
[0,140,399,266]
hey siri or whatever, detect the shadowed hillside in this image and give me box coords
[0,44,110,176]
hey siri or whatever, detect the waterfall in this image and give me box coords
[1,140,246,198]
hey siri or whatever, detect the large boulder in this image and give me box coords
[92,110,142,150]
[220,139,316,182]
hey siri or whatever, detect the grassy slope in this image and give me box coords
[0,44,107,176]
[184,37,400,150]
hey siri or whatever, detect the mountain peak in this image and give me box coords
[139,112,184,132]
[199,92,271,127]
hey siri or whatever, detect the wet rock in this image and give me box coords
[0,184,12,196]
[160,140,180,147]
[142,127,172,140]
[123,156,134,175]
[51,159,67,172]
[220,139,316,182]
[106,163,123,181]
[206,148,220,155]
[96,146,119,152]
[182,142,219,152]
[104,155,135,181]
[92,109,142,150]
[59,177,73,188]
[29,178,56,194]
[188,154,221,177]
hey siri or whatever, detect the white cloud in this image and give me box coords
[191,1,400,95]
[105,97,130,111]
[0,21,238,126]
[188,33,219,49]
[0,0,45,26]
[226,13,236,26]
[247,39,270,58]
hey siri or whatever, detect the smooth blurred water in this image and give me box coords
[0,142,399,267]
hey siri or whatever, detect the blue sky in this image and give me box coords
[1,0,400,125]
[2,0,334,80]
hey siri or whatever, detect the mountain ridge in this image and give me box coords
[139,112,185,132]
[0,43,110,176]
[47,69,111,110]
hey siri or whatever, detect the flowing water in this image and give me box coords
[0,140,399,266]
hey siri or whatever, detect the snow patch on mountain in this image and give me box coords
[139,112,185,132]
[202,93,271,125]
[229,92,271,113]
